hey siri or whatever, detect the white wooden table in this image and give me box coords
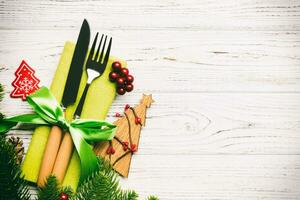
[1,1,300,199]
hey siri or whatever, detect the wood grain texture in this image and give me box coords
[0,0,300,199]
[0,0,300,31]
[3,93,300,155]
[0,30,300,93]
[119,155,300,200]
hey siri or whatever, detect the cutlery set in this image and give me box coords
[37,19,112,186]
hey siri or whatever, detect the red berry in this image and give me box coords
[117,87,126,95]
[106,146,115,154]
[117,77,125,86]
[123,141,129,146]
[123,142,128,151]
[135,117,142,125]
[131,144,137,153]
[109,72,118,82]
[125,83,134,92]
[120,68,129,77]
[110,147,115,154]
[60,192,68,200]
[112,61,122,72]
[115,112,121,117]
[124,104,130,110]
[126,75,134,83]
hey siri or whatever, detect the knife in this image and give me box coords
[37,19,90,187]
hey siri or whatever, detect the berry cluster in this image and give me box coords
[109,61,134,95]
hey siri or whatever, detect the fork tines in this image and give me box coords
[88,32,112,66]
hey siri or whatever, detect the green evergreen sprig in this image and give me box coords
[0,136,31,200]
[0,137,159,200]
[0,83,4,119]
[147,196,160,200]
[37,175,73,200]
[0,83,3,101]
[73,158,138,200]
[37,158,159,200]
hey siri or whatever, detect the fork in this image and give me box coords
[51,33,112,183]
[74,33,112,118]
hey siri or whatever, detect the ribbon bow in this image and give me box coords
[0,86,116,182]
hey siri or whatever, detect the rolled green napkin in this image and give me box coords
[21,41,125,190]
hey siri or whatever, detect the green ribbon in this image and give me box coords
[0,86,116,182]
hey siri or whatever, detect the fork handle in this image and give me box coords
[74,83,90,118]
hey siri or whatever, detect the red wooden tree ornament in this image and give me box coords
[10,60,40,101]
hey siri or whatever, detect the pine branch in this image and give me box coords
[0,83,4,119]
[0,83,3,101]
[37,176,61,200]
[38,157,158,200]
[0,136,31,200]
[146,196,159,200]
[73,158,138,200]
[37,175,73,200]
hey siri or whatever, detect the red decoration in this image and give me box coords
[120,68,129,77]
[135,117,142,125]
[106,146,115,155]
[130,144,137,153]
[109,61,134,95]
[112,61,122,72]
[109,72,119,82]
[117,87,126,95]
[115,112,122,117]
[124,104,130,110]
[60,192,68,200]
[125,84,134,92]
[117,77,125,86]
[10,60,40,101]
[126,75,134,83]
[122,141,129,151]
[111,147,116,154]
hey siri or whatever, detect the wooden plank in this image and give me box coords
[19,155,300,199]
[0,30,299,93]
[0,0,300,31]
[120,155,300,200]
[2,93,300,155]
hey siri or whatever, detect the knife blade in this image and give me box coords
[62,19,90,107]
[37,19,90,187]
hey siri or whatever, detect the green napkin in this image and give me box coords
[21,41,125,190]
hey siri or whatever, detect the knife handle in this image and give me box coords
[74,83,90,117]
[52,132,74,184]
[37,125,63,187]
